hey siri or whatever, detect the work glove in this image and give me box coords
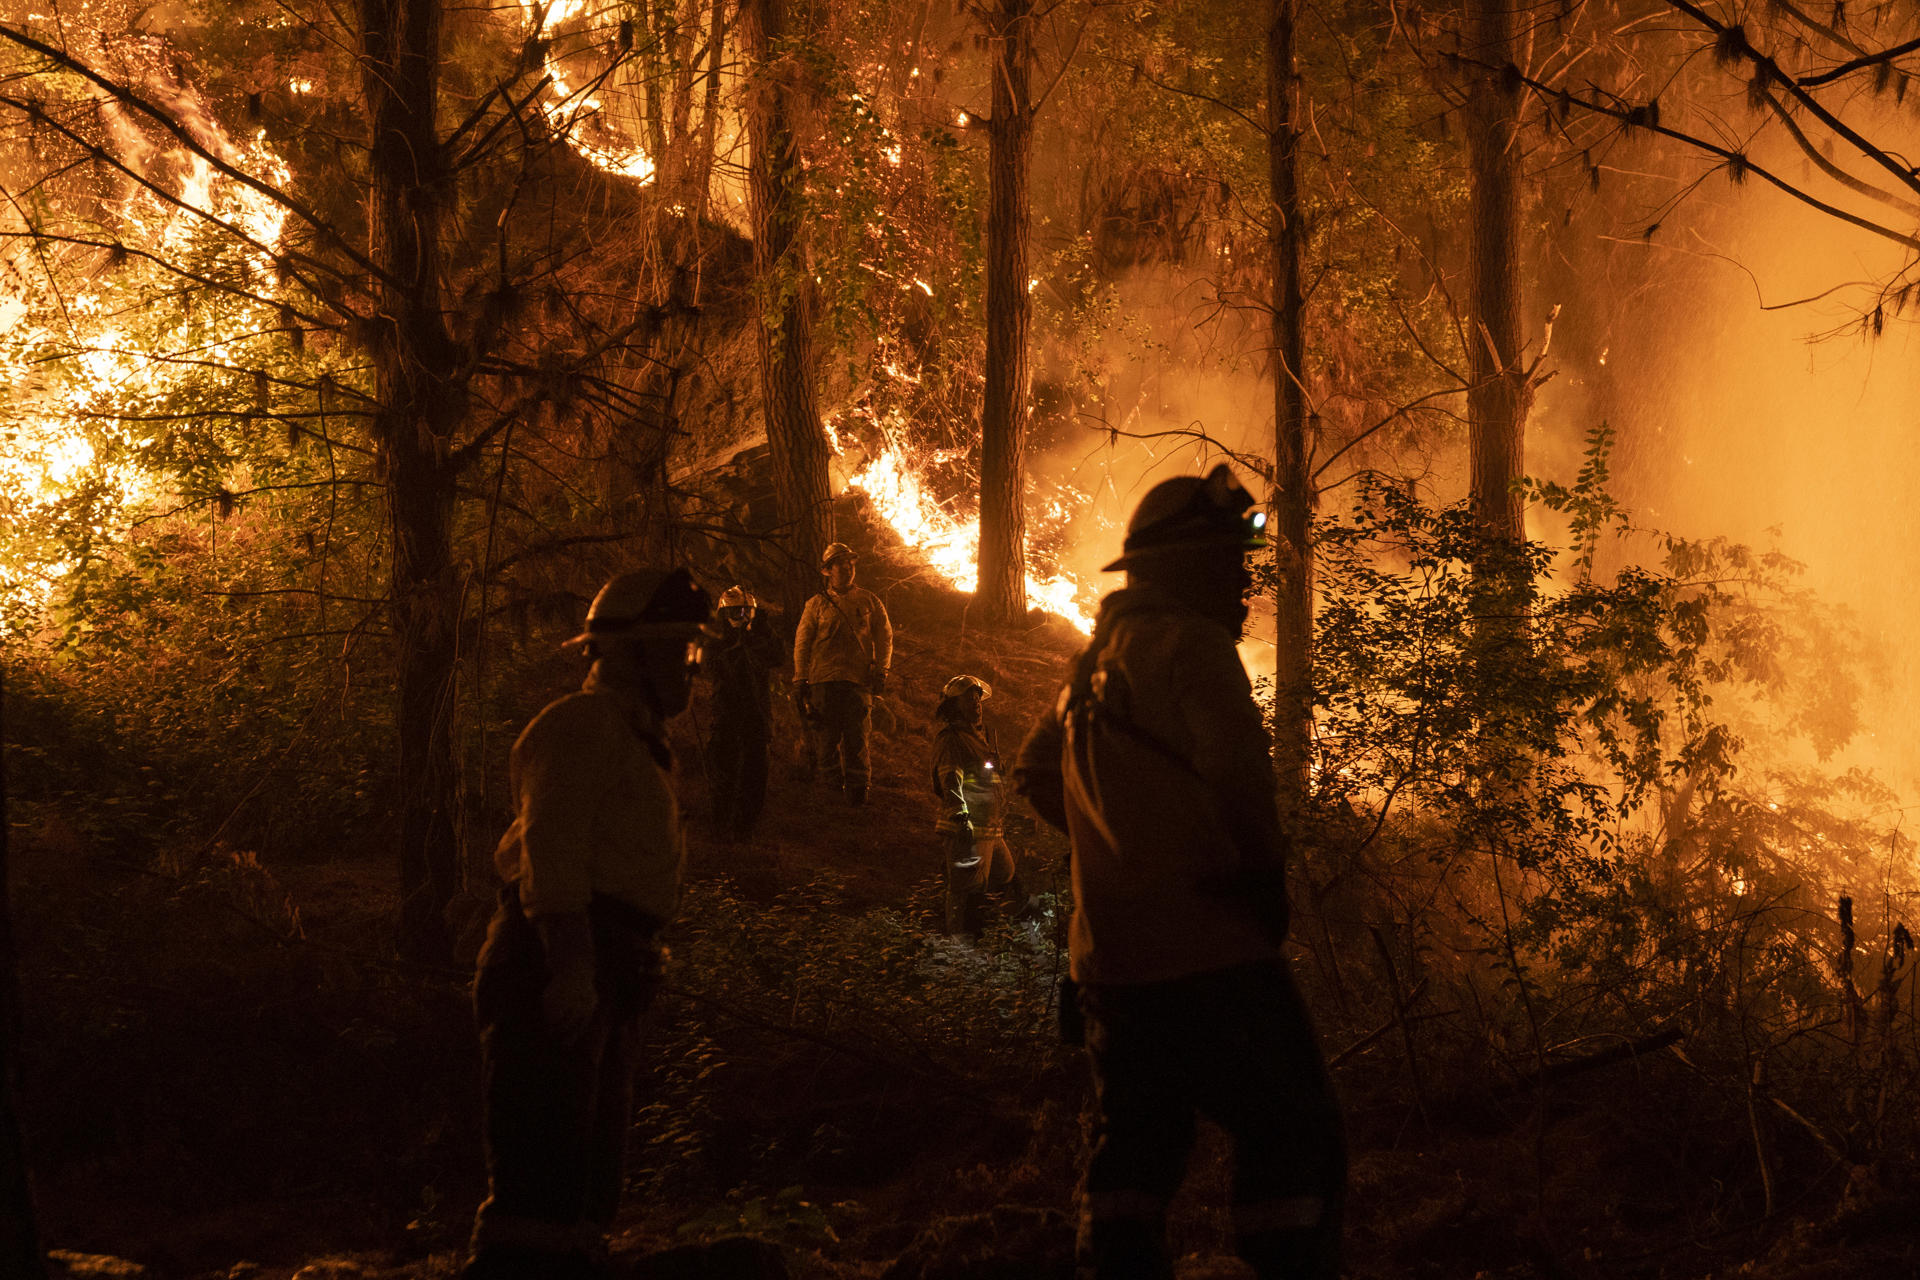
[869,669,888,695]
[534,912,598,1040]
[792,680,812,716]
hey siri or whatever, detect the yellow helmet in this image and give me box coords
[942,674,992,701]
[717,585,757,623]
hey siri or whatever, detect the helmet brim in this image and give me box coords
[1101,532,1266,572]
[565,619,716,649]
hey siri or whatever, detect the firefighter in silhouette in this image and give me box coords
[704,585,784,840]
[465,568,712,1280]
[931,674,1031,936]
[1013,465,1345,1280]
[792,542,892,804]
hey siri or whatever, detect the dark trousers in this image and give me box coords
[708,713,769,836]
[1077,959,1345,1280]
[468,890,660,1270]
[806,681,871,790]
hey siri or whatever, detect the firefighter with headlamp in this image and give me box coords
[1013,465,1345,1279]
[464,567,712,1280]
[792,542,893,804]
[930,673,1032,936]
[704,585,784,840]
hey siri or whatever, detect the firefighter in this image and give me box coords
[704,585,785,840]
[1013,465,1345,1280]
[930,673,1030,936]
[464,568,712,1280]
[792,542,892,804]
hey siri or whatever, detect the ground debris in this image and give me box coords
[880,1205,1072,1280]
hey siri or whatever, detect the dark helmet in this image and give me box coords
[1101,463,1268,572]
[820,542,857,570]
[567,567,712,649]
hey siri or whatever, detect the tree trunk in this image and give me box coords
[1465,0,1526,544]
[742,0,834,611]
[360,0,463,962]
[0,728,47,1280]
[1267,0,1312,812]
[692,0,727,215]
[976,0,1034,624]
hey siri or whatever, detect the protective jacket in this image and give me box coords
[705,615,785,732]
[794,586,892,687]
[930,720,1004,835]
[1014,582,1287,986]
[491,667,684,923]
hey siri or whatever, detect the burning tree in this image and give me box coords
[0,0,739,958]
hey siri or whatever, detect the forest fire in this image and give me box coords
[522,0,658,185]
[829,423,1099,632]
[6,4,1920,1280]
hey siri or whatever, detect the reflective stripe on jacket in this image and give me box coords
[931,720,1004,834]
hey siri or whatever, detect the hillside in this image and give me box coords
[13,504,1920,1279]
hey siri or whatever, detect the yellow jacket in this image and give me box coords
[492,668,685,923]
[793,586,893,686]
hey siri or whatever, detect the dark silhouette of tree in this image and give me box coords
[0,714,46,1277]
[358,0,463,961]
[1462,0,1528,546]
[1267,0,1312,808]
[743,0,836,610]
[976,0,1035,624]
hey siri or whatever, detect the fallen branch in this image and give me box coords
[1489,1026,1686,1100]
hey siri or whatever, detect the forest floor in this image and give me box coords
[14,535,1920,1280]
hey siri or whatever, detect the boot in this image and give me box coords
[847,783,868,806]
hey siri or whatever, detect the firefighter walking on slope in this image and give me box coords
[792,542,892,805]
[1014,465,1346,1280]
[703,585,785,841]
[930,673,1033,937]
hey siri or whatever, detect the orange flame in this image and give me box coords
[827,414,1098,633]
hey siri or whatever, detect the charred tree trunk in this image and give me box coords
[1465,0,1526,545]
[361,0,463,962]
[743,0,834,610]
[976,0,1034,624]
[1267,0,1311,811]
[0,732,46,1280]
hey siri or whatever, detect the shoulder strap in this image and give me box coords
[822,589,875,662]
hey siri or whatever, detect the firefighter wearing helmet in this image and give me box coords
[1013,465,1346,1279]
[702,585,785,840]
[930,674,1034,936]
[465,568,712,1280]
[792,542,893,804]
